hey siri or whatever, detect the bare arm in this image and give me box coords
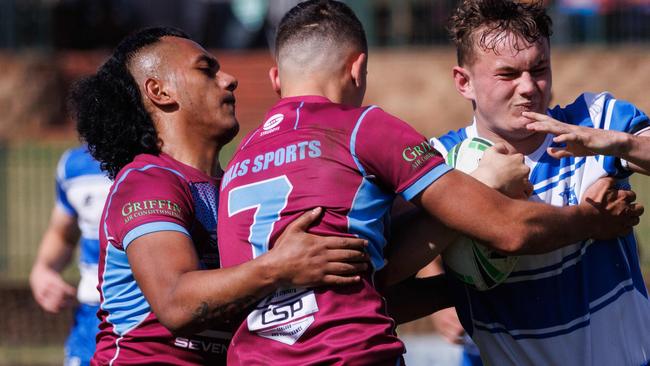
[128,208,369,334]
[379,206,456,287]
[29,206,79,313]
[380,145,532,285]
[524,111,650,175]
[412,170,641,255]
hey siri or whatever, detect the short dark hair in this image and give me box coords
[70,27,189,179]
[448,0,552,66]
[275,0,367,58]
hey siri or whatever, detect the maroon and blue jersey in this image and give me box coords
[218,96,451,365]
[93,153,230,365]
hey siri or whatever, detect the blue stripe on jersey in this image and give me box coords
[400,164,453,201]
[55,184,76,216]
[56,146,105,216]
[294,101,305,130]
[549,92,649,178]
[80,238,100,265]
[531,157,586,196]
[101,244,150,335]
[348,177,392,270]
[466,234,641,338]
[508,242,587,278]
[434,128,467,153]
[103,164,186,241]
[57,146,104,181]
[122,222,190,250]
[350,105,379,176]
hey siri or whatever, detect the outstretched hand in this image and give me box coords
[269,207,369,288]
[580,177,643,240]
[472,142,532,199]
[524,111,629,158]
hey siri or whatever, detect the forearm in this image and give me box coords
[415,170,597,256]
[153,254,281,334]
[380,208,457,287]
[32,231,76,275]
[622,133,650,175]
[32,207,79,274]
[500,202,592,254]
[383,275,454,324]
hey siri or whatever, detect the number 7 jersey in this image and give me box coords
[217,95,451,365]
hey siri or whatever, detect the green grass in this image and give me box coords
[0,345,63,366]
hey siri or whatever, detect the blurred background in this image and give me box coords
[0,0,649,365]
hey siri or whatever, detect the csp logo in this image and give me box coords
[263,114,284,131]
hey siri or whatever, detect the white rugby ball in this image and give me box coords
[443,137,519,291]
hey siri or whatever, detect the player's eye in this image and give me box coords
[200,66,217,78]
[497,72,518,79]
[531,67,548,76]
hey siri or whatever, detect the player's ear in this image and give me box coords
[269,66,281,97]
[143,78,176,107]
[350,52,367,89]
[453,66,475,101]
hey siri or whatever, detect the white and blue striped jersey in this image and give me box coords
[55,146,111,305]
[431,92,650,366]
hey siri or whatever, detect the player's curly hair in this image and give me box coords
[275,0,367,57]
[70,27,189,179]
[448,0,552,66]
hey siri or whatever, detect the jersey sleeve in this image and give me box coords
[430,128,468,157]
[352,106,452,201]
[54,149,77,217]
[104,166,194,251]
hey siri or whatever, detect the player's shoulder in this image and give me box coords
[549,92,644,128]
[304,102,385,130]
[57,145,104,181]
[430,127,470,155]
[114,153,189,189]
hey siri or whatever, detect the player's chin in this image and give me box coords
[219,117,240,143]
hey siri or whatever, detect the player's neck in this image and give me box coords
[280,76,360,106]
[158,132,222,177]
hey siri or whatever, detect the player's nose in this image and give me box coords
[218,71,238,92]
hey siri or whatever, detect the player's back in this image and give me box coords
[219,95,408,365]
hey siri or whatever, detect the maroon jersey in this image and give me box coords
[93,153,230,365]
[218,96,450,365]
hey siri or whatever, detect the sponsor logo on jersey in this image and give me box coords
[247,288,318,345]
[221,140,322,190]
[174,337,228,354]
[261,114,284,136]
[121,199,182,223]
[402,141,440,169]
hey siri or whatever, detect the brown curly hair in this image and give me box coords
[448,0,552,66]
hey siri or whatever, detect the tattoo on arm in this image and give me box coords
[191,295,259,327]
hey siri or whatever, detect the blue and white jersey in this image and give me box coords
[56,146,111,305]
[431,92,650,366]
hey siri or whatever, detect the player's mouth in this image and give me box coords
[514,102,538,113]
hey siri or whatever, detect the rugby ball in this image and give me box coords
[443,137,519,291]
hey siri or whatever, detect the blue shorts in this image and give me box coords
[64,303,100,366]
